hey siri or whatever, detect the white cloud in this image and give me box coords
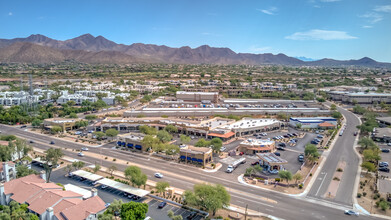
[8,12,12,16]
[373,5,391,12]
[285,29,357,40]
[257,7,278,15]
[362,25,372,28]
[249,46,272,53]
[374,5,391,13]
[360,12,383,24]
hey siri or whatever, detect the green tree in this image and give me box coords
[254,164,263,173]
[105,199,123,216]
[180,135,191,144]
[43,148,64,183]
[93,162,101,174]
[304,144,320,158]
[75,120,88,128]
[278,170,293,184]
[157,130,172,143]
[72,161,85,170]
[92,99,108,109]
[358,137,377,150]
[361,161,376,173]
[292,173,302,184]
[65,164,73,175]
[51,126,63,134]
[98,213,114,220]
[331,111,342,119]
[16,165,38,178]
[69,113,78,118]
[164,124,178,134]
[105,129,119,139]
[14,139,32,160]
[296,123,302,129]
[94,131,105,140]
[164,144,179,155]
[139,125,157,135]
[168,210,183,220]
[155,181,170,195]
[379,200,389,211]
[31,118,43,127]
[195,138,210,147]
[85,115,98,120]
[363,149,381,163]
[245,167,255,176]
[210,138,223,153]
[108,165,117,177]
[124,166,147,188]
[183,183,230,216]
[141,135,159,152]
[330,104,337,111]
[120,201,149,220]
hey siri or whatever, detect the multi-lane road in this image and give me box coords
[307,104,361,205]
[0,107,379,220]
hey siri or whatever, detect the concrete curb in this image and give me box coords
[237,174,305,197]
[350,112,364,213]
[201,163,222,173]
[226,206,282,220]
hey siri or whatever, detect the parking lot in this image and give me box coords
[146,200,203,220]
[216,127,320,178]
[41,167,202,219]
[377,143,391,194]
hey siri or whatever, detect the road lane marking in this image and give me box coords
[315,173,328,196]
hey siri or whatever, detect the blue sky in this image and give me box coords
[1,0,391,62]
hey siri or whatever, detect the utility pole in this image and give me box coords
[244,204,248,220]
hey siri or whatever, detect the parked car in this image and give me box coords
[379,167,390,172]
[50,141,55,145]
[381,149,390,153]
[388,143,391,146]
[158,202,167,209]
[298,154,304,162]
[251,161,259,166]
[81,147,89,151]
[154,173,163,178]
[274,152,281,156]
[353,131,358,136]
[317,135,324,138]
[277,147,285,151]
[239,152,244,156]
[344,210,359,216]
[29,140,34,143]
[20,125,27,128]
[278,143,286,147]
[220,147,226,151]
[101,185,108,189]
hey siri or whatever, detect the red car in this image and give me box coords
[239,152,244,156]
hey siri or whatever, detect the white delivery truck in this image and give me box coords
[226,157,246,173]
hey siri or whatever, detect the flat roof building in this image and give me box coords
[179,145,213,166]
[328,91,391,104]
[43,118,82,131]
[238,139,276,155]
[289,117,337,129]
[176,91,219,103]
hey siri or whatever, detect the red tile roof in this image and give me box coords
[3,174,106,218]
[319,122,336,127]
[208,131,235,138]
[60,196,106,220]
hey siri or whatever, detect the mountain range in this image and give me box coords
[0,34,390,68]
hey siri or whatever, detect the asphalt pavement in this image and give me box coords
[0,124,380,220]
[307,103,361,206]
